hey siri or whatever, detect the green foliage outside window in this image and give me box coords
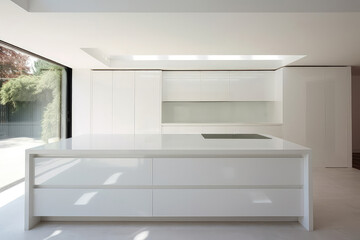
[0,47,62,143]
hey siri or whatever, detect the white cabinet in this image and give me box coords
[163,70,282,102]
[135,71,162,134]
[153,189,303,217]
[27,151,311,230]
[153,158,303,186]
[91,71,162,134]
[35,158,152,186]
[91,71,113,134]
[324,68,352,167]
[201,71,229,100]
[162,71,201,101]
[34,189,152,217]
[229,71,278,101]
[162,70,283,125]
[113,71,135,134]
[283,67,351,167]
[72,69,92,136]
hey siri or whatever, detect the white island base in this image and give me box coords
[25,134,312,231]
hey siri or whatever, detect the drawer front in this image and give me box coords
[153,158,303,186]
[153,189,303,217]
[34,158,152,186]
[34,189,152,216]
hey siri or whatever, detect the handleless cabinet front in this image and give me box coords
[153,189,303,217]
[135,71,162,134]
[113,71,135,134]
[91,71,113,134]
[34,158,152,186]
[162,71,201,101]
[34,189,152,217]
[153,158,303,186]
[229,71,277,101]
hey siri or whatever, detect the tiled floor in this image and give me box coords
[0,168,359,240]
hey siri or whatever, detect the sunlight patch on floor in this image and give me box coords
[0,182,24,208]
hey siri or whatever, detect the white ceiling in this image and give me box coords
[2,0,360,69]
[11,0,360,13]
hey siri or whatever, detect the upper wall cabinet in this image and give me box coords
[201,71,230,101]
[163,70,282,101]
[163,71,201,101]
[229,71,280,101]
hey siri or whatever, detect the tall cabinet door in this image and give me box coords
[91,71,113,134]
[283,67,351,168]
[113,72,135,134]
[283,68,322,150]
[135,71,162,134]
[324,68,352,167]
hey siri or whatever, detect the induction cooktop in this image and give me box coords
[201,134,271,139]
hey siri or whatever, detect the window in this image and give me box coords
[0,42,71,191]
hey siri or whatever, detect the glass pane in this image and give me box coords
[0,45,64,189]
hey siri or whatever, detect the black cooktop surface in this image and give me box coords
[201,134,271,139]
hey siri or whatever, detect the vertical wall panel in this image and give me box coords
[72,69,91,136]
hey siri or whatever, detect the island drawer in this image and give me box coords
[153,189,303,217]
[33,189,152,216]
[153,158,303,186]
[34,158,152,186]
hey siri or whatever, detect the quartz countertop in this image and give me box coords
[26,134,310,156]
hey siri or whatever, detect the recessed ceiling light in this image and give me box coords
[167,55,199,60]
[250,55,282,60]
[132,55,160,61]
[208,55,245,60]
[82,49,306,69]
[129,55,286,61]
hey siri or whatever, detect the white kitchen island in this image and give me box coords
[25,134,312,231]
